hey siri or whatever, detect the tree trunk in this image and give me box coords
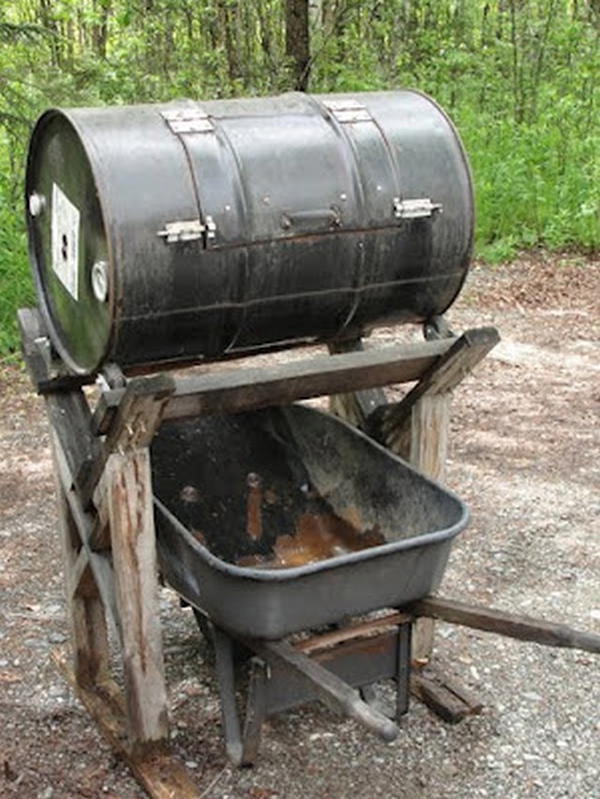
[92,0,111,60]
[218,0,243,86]
[285,0,310,91]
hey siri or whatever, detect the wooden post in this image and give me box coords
[409,394,451,662]
[372,329,500,662]
[104,445,169,749]
[50,374,173,751]
[328,338,387,430]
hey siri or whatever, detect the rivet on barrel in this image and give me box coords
[91,260,109,303]
[28,192,46,217]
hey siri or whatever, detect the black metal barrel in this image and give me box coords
[25,90,474,375]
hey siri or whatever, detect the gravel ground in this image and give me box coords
[1,253,599,798]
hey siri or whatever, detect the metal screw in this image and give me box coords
[91,260,109,302]
[29,192,46,217]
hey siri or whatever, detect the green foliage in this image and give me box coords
[0,0,598,350]
[0,136,31,352]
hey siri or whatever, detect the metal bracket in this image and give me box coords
[157,217,216,244]
[33,334,63,380]
[323,98,374,124]
[424,315,455,341]
[160,108,214,135]
[393,197,442,219]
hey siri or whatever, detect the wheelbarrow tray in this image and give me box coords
[151,404,468,639]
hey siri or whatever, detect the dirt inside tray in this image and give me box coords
[236,510,386,569]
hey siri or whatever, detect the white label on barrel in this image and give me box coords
[51,183,80,301]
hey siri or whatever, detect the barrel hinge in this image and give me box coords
[323,98,374,124]
[393,197,443,219]
[157,217,217,244]
[160,108,214,134]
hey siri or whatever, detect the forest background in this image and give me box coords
[0,0,598,353]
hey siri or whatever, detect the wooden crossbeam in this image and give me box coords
[295,611,411,656]
[92,338,455,437]
[17,307,94,393]
[166,338,454,420]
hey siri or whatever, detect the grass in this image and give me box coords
[0,185,32,354]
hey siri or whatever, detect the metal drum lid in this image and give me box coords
[26,110,113,374]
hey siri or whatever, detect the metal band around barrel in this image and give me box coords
[158,107,218,244]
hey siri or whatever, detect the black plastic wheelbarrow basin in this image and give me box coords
[151,404,469,639]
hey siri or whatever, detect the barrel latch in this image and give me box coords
[157,217,217,245]
[160,108,214,134]
[323,98,374,124]
[393,197,442,219]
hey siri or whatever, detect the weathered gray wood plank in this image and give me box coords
[409,597,600,653]
[162,338,454,421]
[410,671,483,723]
[45,389,103,502]
[18,307,94,393]
[51,432,121,639]
[105,448,169,745]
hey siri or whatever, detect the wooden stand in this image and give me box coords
[18,308,600,797]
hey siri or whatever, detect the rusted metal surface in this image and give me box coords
[236,510,386,569]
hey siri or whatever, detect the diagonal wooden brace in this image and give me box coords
[370,326,500,456]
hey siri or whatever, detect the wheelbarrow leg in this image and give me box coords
[396,619,412,718]
[358,619,412,723]
[213,626,245,766]
[240,658,268,765]
[213,626,268,766]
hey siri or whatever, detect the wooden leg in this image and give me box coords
[57,487,110,687]
[327,338,386,430]
[409,393,451,663]
[409,394,449,480]
[105,448,169,749]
